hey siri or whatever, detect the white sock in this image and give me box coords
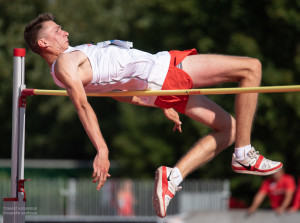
[171,167,183,187]
[235,144,252,160]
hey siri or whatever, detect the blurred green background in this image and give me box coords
[0,0,300,206]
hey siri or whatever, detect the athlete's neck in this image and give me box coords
[40,50,64,67]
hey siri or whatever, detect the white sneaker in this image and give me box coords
[152,166,182,218]
[232,147,283,176]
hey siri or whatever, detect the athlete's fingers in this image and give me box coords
[93,170,99,183]
[173,124,182,133]
[97,181,102,190]
[97,177,103,190]
[102,174,107,187]
[95,171,111,190]
[177,124,182,133]
[93,172,110,186]
[96,170,102,190]
[98,173,106,190]
[174,118,182,125]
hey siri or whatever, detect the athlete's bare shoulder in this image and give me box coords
[55,50,92,85]
[56,50,87,66]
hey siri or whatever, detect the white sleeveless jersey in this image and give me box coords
[50,43,171,105]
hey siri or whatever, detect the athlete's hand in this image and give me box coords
[92,150,110,190]
[162,108,182,133]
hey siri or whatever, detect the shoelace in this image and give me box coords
[247,148,260,159]
[248,148,274,169]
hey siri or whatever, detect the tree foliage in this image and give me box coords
[1,0,300,204]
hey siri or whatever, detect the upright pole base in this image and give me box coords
[3,195,26,223]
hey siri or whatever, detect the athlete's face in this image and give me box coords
[38,21,69,53]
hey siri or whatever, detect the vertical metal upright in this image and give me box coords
[3,48,27,223]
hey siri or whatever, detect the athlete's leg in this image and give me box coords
[153,95,236,218]
[175,95,236,178]
[178,54,281,177]
[182,54,261,148]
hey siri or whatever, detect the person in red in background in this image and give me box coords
[117,179,136,216]
[247,168,296,215]
[288,177,300,212]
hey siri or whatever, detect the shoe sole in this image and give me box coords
[233,163,283,176]
[152,167,165,218]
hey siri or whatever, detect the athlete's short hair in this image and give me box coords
[24,13,54,54]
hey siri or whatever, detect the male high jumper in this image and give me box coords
[24,13,282,218]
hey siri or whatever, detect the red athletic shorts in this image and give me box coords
[154,49,198,113]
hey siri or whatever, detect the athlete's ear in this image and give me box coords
[37,38,49,49]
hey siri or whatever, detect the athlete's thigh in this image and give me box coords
[185,95,235,132]
[182,54,251,87]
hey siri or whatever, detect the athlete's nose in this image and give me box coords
[63,30,69,37]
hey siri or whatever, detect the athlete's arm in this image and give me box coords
[55,52,110,190]
[113,96,182,132]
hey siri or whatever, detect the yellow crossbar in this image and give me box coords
[29,85,300,97]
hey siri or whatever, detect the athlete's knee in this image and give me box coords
[226,116,236,146]
[217,115,236,147]
[249,58,261,82]
[243,58,262,85]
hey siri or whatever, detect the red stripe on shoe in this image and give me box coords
[161,166,168,213]
[254,155,264,169]
[166,190,175,198]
